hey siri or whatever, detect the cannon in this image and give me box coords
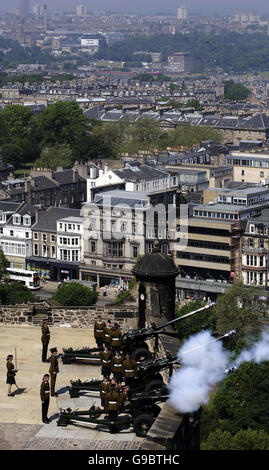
[57,387,169,437]
[61,304,214,364]
[68,328,237,398]
[69,352,178,398]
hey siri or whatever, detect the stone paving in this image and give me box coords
[0,324,144,450]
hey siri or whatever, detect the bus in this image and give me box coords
[6,268,41,290]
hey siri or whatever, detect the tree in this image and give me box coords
[0,281,37,304]
[34,144,73,170]
[0,105,33,140]
[213,362,269,435]
[201,428,269,450]
[36,101,89,154]
[52,282,98,306]
[0,250,8,280]
[224,81,251,101]
[214,281,267,338]
[175,300,216,341]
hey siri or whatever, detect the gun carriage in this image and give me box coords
[61,304,214,364]
[69,352,178,398]
[57,387,169,437]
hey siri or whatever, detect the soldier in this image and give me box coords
[111,349,124,383]
[122,353,137,388]
[40,374,51,424]
[100,345,112,377]
[104,381,121,433]
[100,375,111,408]
[103,319,113,347]
[6,355,17,397]
[49,347,59,397]
[41,319,50,363]
[110,323,122,351]
[94,316,106,348]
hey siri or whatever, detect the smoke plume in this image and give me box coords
[168,329,269,413]
[168,330,229,413]
[234,331,269,367]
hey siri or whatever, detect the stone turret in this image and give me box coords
[132,240,179,328]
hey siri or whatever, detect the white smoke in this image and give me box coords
[168,329,269,414]
[234,331,269,367]
[168,330,229,413]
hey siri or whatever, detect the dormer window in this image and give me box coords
[24,216,31,226]
[13,215,21,225]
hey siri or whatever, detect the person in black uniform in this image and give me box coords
[41,319,50,363]
[6,354,17,397]
[40,374,51,423]
[49,347,59,397]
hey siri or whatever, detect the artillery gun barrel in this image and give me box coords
[157,303,214,330]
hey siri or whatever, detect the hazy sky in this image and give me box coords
[2,0,269,15]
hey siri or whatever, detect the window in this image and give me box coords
[248,238,254,248]
[42,244,47,257]
[51,246,56,258]
[132,245,138,258]
[34,244,38,256]
[25,232,29,238]
[51,235,56,242]
[89,241,96,253]
[259,239,264,249]
[42,234,47,242]
[10,230,14,237]
[34,232,38,240]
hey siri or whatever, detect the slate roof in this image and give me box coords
[114,165,169,182]
[0,201,20,212]
[52,169,85,184]
[31,206,81,233]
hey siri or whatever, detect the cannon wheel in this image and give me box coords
[144,379,164,393]
[131,347,151,362]
[133,413,154,437]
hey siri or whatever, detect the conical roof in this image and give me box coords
[132,240,179,279]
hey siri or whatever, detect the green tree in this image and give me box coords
[0,105,33,139]
[34,143,73,170]
[201,428,269,450]
[175,300,216,341]
[214,281,267,338]
[52,282,98,306]
[36,101,89,156]
[213,362,269,435]
[0,250,8,280]
[224,81,251,101]
[0,281,37,304]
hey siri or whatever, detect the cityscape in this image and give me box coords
[0,0,269,458]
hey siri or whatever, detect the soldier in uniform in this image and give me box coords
[122,353,137,389]
[49,347,59,397]
[100,345,112,377]
[103,319,113,347]
[110,323,122,352]
[6,355,17,397]
[111,350,124,383]
[100,376,111,408]
[94,316,106,348]
[41,319,50,363]
[40,374,51,423]
[104,381,121,433]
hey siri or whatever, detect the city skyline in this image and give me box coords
[1,0,269,15]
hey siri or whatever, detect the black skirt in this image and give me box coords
[6,375,15,385]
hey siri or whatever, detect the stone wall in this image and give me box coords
[0,301,138,329]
